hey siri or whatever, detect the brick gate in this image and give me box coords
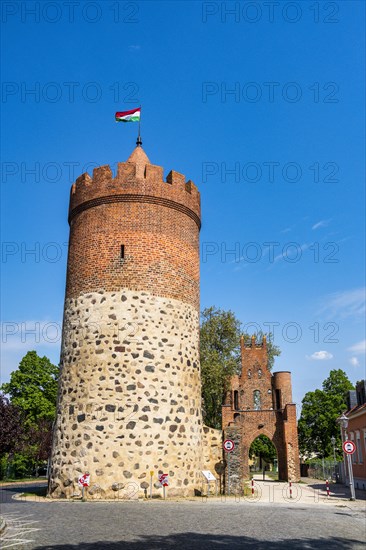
[222,336,300,491]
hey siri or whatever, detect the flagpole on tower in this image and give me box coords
[136,105,142,147]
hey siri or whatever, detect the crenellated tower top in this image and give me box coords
[64,145,201,308]
[69,146,200,228]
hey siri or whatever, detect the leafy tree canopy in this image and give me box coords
[249,435,277,463]
[1,351,59,427]
[200,306,281,429]
[298,369,354,460]
[0,393,25,457]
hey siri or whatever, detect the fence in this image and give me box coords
[307,460,341,482]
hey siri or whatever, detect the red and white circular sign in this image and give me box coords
[78,473,90,487]
[343,440,356,455]
[223,439,235,452]
[158,473,169,487]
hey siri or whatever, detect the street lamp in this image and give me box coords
[338,413,356,501]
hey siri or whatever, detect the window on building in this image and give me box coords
[234,390,239,411]
[253,390,261,410]
[121,245,125,259]
[356,431,362,463]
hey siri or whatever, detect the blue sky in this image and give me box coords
[1,1,365,408]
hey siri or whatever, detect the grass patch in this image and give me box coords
[22,486,47,497]
[0,476,47,484]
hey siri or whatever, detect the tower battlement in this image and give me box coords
[69,148,200,227]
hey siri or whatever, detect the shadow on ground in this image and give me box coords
[304,482,366,501]
[32,533,364,549]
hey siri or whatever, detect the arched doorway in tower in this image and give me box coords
[249,435,278,480]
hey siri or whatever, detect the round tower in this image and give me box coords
[272,371,293,409]
[49,146,203,498]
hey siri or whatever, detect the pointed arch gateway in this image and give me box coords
[249,434,278,476]
[222,335,300,487]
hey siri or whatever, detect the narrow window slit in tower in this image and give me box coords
[121,245,125,260]
[234,390,239,411]
[275,389,281,410]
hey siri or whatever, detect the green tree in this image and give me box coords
[1,352,58,478]
[1,351,59,427]
[249,435,277,463]
[298,369,354,460]
[0,393,25,457]
[200,306,281,429]
[200,307,241,429]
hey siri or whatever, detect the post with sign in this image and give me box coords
[149,470,154,499]
[223,439,235,496]
[343,440,356,501]
[78,472,90,502]
[158,473,169,499]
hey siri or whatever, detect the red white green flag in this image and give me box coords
[115,107,141,122]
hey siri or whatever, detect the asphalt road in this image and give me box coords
[1,484,365,549]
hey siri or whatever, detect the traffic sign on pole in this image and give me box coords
[78,473,90,487]
[158,473,169,499]
[149,470,154,499]
[158,473,169,486]
[343,440,356,455]
[223,440,234,496]
[223,439,235,452]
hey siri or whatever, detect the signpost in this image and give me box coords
[78,472,90,501]
[343,440,356,455]
[149,470,154,499]
[158,473,169,499]
[343,440,356,501]
[223,439,235,496]
[223,439,235,452]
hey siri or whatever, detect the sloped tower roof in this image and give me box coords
[127,146,150,166]
[126,146,150,178]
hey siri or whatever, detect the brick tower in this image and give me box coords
[49,145,203,498]
[222,335,300,487]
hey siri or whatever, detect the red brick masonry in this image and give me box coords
[65,147,201,309]
[222,335,300,482]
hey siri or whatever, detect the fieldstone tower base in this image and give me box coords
[49,145,204,499]
[50,290,202,499]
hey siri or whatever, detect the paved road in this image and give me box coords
[1,484,365,549]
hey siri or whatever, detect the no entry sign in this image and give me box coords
[158,473,169,487]
[223,439,235,452]
[78,473,90,487]
[343,440,356,455]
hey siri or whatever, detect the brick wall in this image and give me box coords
[66,147,201,309]
[222,336,300,483]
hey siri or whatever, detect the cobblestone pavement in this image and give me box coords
[1,482,365,549]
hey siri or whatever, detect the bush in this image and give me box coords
[0,453,35,480]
